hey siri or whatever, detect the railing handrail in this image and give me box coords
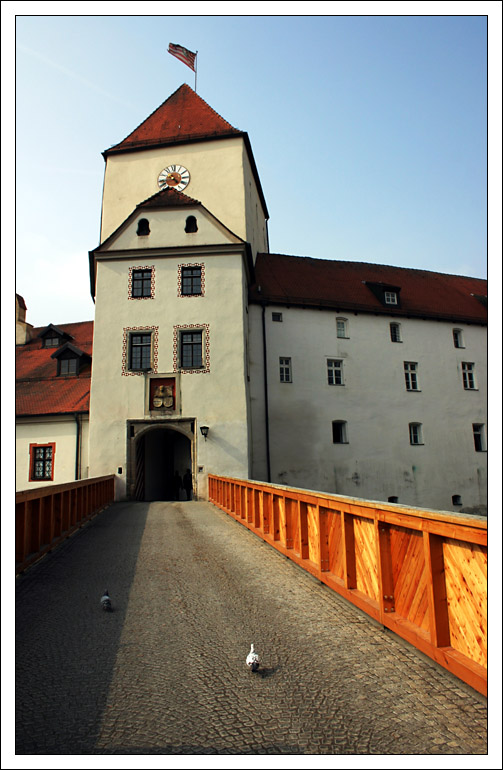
[16,475,116,503]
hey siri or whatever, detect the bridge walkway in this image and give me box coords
[15,501,487,755]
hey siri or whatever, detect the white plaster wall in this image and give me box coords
[101,138,267,256]
[249,305,487,513]
[16,416,90,491]
[89,250,251,500]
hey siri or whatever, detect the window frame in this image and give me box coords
[336,317,349,338]
[409,422,424,445]
[279,357,292,383]
[180,265,203,296]
[453,328,465,349]
[58,357,79,376]
[272,312,283,322]
[180,329,204,369]
[390,322,402,343]
[128,331,153,372]
[384,291,398,305]
[472,423,486,452]
[29,442,56,482]
[131,268,152,299]
[404,361,420,391]
[462,362,477,390]
[332,420,348,444]
[327,359,344,386]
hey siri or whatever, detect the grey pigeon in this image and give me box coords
[101,590,112,612]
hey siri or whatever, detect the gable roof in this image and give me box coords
[16,321,93,416]
[250,253,487,324]
[104,84,241,156]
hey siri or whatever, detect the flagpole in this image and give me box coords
[195,51,198,93]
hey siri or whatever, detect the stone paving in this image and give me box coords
[15,501,488,755]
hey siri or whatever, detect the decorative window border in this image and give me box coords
[29,442,56,482]
[173,323,210,373]
[128,266,155,300]
[177,263,205,297]
[122,326,159,376]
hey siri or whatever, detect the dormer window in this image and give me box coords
[137,218,150,236]
[58,357,78,376]
[38,324,72,349]
[385,291,398,305]
[43,335,60,348]
[51,342,91,376]
[185,215,198,233]
[364,282,401,309]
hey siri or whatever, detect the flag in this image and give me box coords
[168,43,196,72]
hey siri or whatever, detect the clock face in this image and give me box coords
[158,165,190,192]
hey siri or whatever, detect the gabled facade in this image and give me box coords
[17,85,487,514]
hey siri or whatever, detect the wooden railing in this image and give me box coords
[209,475,488,696]
[16,476,116,575]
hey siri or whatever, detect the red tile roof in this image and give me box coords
[16,321,93,416]
[250,253,487,324]
[139,187,200,208]
[104,84,241,155]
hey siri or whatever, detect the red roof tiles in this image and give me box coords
[16,321,93,416]
[105,84,241,155]
[250,253,487,324]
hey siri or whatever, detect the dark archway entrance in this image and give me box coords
[133,426,192,502]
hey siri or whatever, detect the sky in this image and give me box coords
[5,6,500,330]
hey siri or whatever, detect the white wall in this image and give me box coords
[16,415,89,491]
[249,304,487,513]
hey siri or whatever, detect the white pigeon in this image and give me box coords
[100,590,112,612]
[246,643,260,672]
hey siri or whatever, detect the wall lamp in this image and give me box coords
[200,425,209,440]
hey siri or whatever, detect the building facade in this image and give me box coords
[16,85,487,513]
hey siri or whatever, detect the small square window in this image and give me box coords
[272,312,283,322]
[385,291,398,305]
[279,357,292,383]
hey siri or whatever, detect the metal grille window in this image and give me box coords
[404,362,419,391]
[279,357,292,383]
[132,269,152,298]
[462,362,476,389]
[390,323,401,342]
[181,330,203,368]
[409,423,423,445]
[272,312,283,322]
[472,423,486,452]
[327,359,344,385]
[31,445,54,480]
[129,333,152,371]
[181,266,202,296]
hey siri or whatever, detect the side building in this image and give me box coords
[15,295,92,490]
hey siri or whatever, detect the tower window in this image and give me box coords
[185,215,198,233]
[136,218,150,236]
[132,269,152,298]
[180,330,203,369]
[181,266,202,296]
[129,332,152,371]
[332,421,348,444]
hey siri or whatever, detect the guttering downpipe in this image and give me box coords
[261,303,271,482]
[74,413,81,480]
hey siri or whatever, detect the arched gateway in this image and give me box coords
[127,421,193,502]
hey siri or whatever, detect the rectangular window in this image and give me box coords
[336,318,348,338]
[385,291,398,305]
[332,421,348,443]
[327,359,344,385]
[279,357,292,383]
[43,336,60,348]
[181,266,202,296]
[453,329,464,348]
[409,423,423,445]
[462,362,476,389]
[59,358,78,376]
[404,362,419,391]
[30,443,55,481]
[390,323,401,342]
[129,332,152,371]
[181,330,203,368]
[132,269,152,298]
[272,312,283,322]
[472,424,486,452]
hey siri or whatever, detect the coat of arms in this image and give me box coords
[152,383,174,409]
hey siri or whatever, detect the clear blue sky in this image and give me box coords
[9,9,495,327]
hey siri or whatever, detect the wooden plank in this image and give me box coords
[298,501,309,559]
[284,498,294,549]
[423,532,451,647]
[328,509,343,578]
[272,495,281,541]
[376,521,395,621]
[307,504,320,566]
[354,516,379,601]
[342,512,357,589]
[319,508,330,572]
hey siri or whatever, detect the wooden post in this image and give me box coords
[298,501,309,559]
[319,508,330,572]
[342,511,357,589]
[423,531,451,647]
[376,520,395,621]
[285,498,294,549]
[272,495,281,541]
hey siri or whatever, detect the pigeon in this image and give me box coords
[246,643,260,672]
[100,590,113,612]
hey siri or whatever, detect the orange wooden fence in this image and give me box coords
[208,475,488,696]
[16,475,115,575]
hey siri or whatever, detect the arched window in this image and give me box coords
[137,218,150,236]
[185,215,198,233]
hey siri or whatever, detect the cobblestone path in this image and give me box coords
[15,501,488,755]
